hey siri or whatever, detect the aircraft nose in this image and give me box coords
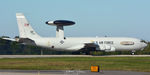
[140,43,147,50]
[143,43,148,47]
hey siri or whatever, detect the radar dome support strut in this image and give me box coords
[46,20,75,39]
[56,25,64,38]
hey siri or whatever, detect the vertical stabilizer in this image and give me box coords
[16,13,40,38]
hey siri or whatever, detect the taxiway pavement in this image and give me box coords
[0,55,150,58]
[0,70,149,75]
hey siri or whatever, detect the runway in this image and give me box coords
[0,70,149,75]
[0,55,150,58]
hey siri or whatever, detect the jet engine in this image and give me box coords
[96,44,116,52]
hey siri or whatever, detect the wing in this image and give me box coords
[84,43,98,47]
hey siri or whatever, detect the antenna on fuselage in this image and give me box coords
[45,20,75,39]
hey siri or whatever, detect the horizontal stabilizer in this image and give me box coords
[2,38,16,42]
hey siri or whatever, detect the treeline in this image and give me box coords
[0,38,150,55]
[0,38,72,55]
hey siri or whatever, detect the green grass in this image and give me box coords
[0,57,150,72]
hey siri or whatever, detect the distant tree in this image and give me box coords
[0,36,10,38]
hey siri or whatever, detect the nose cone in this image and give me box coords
[140,43,147,50]
[143,43,148,47]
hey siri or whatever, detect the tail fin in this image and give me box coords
[16,13,40,38]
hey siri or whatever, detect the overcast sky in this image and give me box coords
[0,0,150,41]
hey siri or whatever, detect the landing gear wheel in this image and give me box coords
[131,50,135,55]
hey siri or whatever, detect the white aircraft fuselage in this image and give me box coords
[33,37,147,51]
[13,13,147,52]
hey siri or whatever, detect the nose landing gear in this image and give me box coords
[131,50,136,55]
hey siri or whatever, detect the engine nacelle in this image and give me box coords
[45,20,75,26]
[105,46,116,52]
[96,44,116,52]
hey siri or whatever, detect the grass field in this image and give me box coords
[0,57,150,72]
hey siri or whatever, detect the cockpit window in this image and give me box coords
[140,40,147,43]
[120,41,134,45]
